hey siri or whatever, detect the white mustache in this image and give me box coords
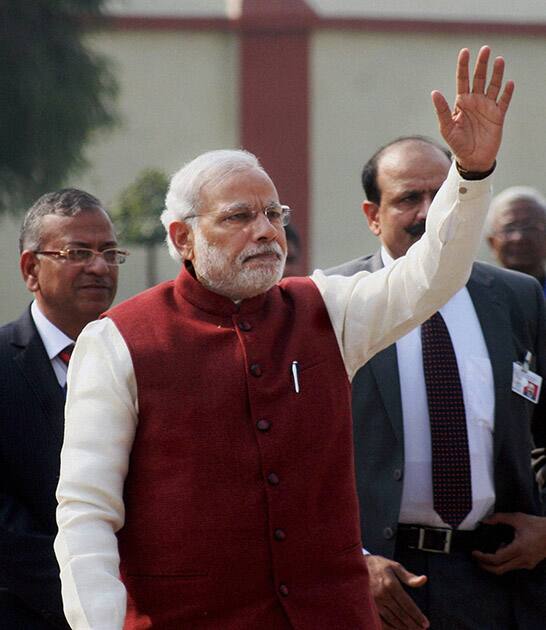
[239,242,284,263]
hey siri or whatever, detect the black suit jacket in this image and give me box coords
[327,255,546,557]
[0,308,69,628]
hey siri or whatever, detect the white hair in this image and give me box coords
[485,186,546,236]
[161,149,268,260]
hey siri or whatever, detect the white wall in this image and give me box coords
[3,9,546,322]
[310,0,546,22]
[311,31,546,269]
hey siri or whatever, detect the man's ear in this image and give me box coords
[363,201,381,236]
[169,221,194,261]
[486,235,500,258]
[20,250,40,293]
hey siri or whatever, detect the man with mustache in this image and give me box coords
[328,135,546,629]
[56,47,513,629]
[0,189,122,628]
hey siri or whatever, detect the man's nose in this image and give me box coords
[416,197,433,221]
[252,211,278,240]
[84,252,111,274]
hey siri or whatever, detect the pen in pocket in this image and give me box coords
[291,360,300,394]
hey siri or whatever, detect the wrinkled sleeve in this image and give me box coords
[54,318,137,630]
[312,162,492,381]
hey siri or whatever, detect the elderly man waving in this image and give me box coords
[55,47,512,629]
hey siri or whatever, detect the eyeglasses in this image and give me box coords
[185,204,292,229]
[496,224,546,239]
[35,248,130,265]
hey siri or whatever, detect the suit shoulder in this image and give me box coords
[0,320,16,349]
[473,261,542,292]
[325,254,377,277]
[0,319,17,337]
[0,312,29,348]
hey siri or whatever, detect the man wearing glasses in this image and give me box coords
[327,135,546,630]
[486,186,546,295]
[56,47,512,629]
[486,187,546,501]
[0,189,126,628]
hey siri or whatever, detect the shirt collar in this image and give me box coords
[380,246,395,268]
[30,301,74,360]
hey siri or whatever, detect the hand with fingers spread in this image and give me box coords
[365,555,429,629]
[432,46,514,173]
[472,513,546,574]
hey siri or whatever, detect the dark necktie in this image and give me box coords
[421,312,472,528]
[58,344,74,367]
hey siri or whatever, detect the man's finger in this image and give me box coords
[473,543,518,567]
[475,554,521,575]
[379,602,418,629]
[382,570,429,628]
[471,45,491,94]
[456,48,471,95]
[431,91,452,129]
[497,80,515,116]
[484,57,504,100]
[391,563,427,589]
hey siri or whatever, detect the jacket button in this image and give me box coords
[238,321,252,331]
[393,468,403,481]
[267,472,280,485]
[383,527,394,540]
[250,363,262,377]
[274,528,286,541]
[256,419,271,432]
[279,583,289,597]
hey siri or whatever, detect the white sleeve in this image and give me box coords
[311,162,492,381]
[55,317,138,630]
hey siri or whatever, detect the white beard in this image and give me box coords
[192,229,286,301]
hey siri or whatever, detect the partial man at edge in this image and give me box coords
[486,186,546,294]
[0,190,125,628]
[55,47,512,629]
[486,187,546,499]
[327,135,546,629]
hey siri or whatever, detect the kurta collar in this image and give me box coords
[174,263,270,317]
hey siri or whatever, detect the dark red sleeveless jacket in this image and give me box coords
[106,266,379,629]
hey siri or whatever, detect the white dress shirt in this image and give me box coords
[55,164,493,630]
[381,249,496,530]
[31,301,75,388]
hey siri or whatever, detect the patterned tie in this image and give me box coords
[58,344,74,367]
[421,312,472,528]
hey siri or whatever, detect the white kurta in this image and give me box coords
[55,163,492,629]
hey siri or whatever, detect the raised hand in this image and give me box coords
[432,46,514,173]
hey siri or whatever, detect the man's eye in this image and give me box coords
[102,250,119,264]
[265,210,282,223]
[224,212,251,223]
[68,249,92,262]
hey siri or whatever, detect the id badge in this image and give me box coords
[512,352,543,404]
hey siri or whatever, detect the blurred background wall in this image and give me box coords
[2,0,546,322]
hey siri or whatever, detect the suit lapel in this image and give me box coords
[11,309,66,425]
[365,251,404,444]
[366,250,384,273]
[368,345,405,444]
[466,265,513,463]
